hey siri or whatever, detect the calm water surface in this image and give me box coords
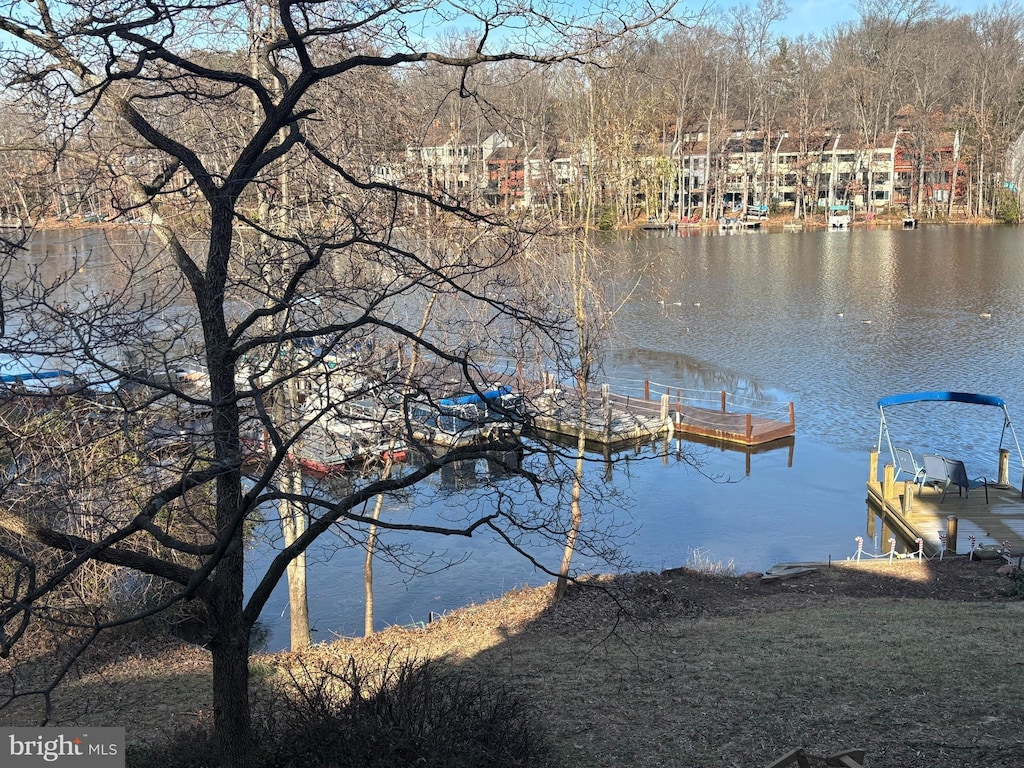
[252,225,1024,650]
[25,225,1024,650]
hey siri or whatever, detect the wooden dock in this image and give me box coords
[527,388,672,449]
[618,390,795,446]
[384,359,796,451]
[866,450,1024,558]
[520,382,795,449]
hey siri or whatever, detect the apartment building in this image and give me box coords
[403,122,968,219]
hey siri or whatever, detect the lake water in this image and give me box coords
[250,224,1024,650]
[22,225,1024,650]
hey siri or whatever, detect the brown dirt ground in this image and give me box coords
[4,556,1023,766]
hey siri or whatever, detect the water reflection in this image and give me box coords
[21,225,1024,651]
[601,225,1024,459]
[255,224,1024,649]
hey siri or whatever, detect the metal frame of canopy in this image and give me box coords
[876,391,1024,481]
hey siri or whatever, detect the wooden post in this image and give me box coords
[901,482,913,515]
[869,450,879,484]
[660,393,669,421]
[999,448,1010,487]
[745,413,752,443]
[644,379,650,401]
[882,463,895,500]
[720,390,727,412]
[947,515,958,554]
[789,402,795,427]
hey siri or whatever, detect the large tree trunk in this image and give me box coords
[208,556,253,768]
[204,216,255,767]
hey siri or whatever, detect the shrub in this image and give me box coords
[1003,568,1024,600]
[128,651,547,768]
[993,187,1020,224]
[593,205,617,230]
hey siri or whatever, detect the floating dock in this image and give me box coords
[719,218,763,231]
[527,388,672,449]
[326,358,796,455]
[866,450,1024,558]
[517,379,795,449]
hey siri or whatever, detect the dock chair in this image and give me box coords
[893,447,927,488]
[942,458,989,503]
[922,453,950,497]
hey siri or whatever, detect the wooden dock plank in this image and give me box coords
[434,367,795,448]
[867,478,1024,556]
[605,392,794,446]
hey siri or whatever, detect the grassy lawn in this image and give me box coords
[5,558,1024,766]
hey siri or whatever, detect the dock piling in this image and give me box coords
[882,463,895,500]
[999,448,1010,486]
[947,515,958,553]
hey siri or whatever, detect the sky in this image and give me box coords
[773,0,990,39]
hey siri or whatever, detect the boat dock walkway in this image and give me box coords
[615,383,795,446]
[866,450,1024,558]
[488,372,795,449]
[359,356,795,452]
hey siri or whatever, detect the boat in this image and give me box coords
[0,360,74,393]
[827,205,851,229]
[289,377,407,472]
[718,216,761,231]
[902,217,918,229]
[0,353,120,396]
[409,385,525,446]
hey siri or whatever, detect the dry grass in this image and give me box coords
[5,557,1024,766]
